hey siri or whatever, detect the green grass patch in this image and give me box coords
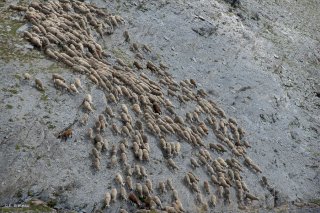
[0,202,54,212]
[136,2,148,12]
[46,199,57,208]
[27,62,64,75]
[2,87,19,94]
[40,93,49,101]
[310,198,320,206]
[13,74,21,80]
[0,15,42,63]
[47,123,56,129]
[15,144,20,150]
[6,104,13,109]
[46,62,64,73]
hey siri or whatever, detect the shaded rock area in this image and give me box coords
[0,0,319,213]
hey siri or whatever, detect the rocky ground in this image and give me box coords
[0,0,319,212]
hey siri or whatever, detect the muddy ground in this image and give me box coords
[0,0,319,212]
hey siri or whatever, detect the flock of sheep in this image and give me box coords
[9,0,270,212]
